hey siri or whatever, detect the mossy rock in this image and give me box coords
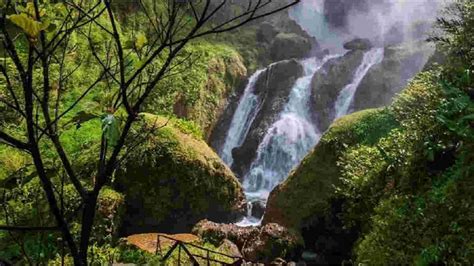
[116,114,245,235]
[263,108,398,229]
[169,43,247,140]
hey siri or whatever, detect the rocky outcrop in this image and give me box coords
[193,220,259,249]
[257,22,279,43]
[231,59,304,177]
[263,109,397,228]
[262,109,398,263]
[351,41,435,111]
[116,115,246,235]
[193,220,303,263]
[310,50,365,131]
[343,38,372,51]
[172,49,247,140]
[209,76,249,153]
[270,33,312,61]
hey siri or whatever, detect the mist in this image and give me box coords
[290,0,450,50]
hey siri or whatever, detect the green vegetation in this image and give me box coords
[0,0,302,264]
[115,114,244,233]
[264,108,399,228]
[265,0,474,263]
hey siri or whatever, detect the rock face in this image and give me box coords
[116,115,246,235]
[241,223,303,263]
[263,109,398,263]
[257,22,279,43]
[264,109,397,227]
[310,50,365,131]
[209,77,249,154]
[343,38,372,51]
[351,41,435,111]
[231,59,304,177]
[193,220,303,263]
[270,33,312,61]
[173,49,247,140]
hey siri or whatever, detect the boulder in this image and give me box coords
[193,220,303,263]
[209,76,249,154]
[232,59,304,177]
[193,220,260,249]
[310,50,365,131]
[343,38,372,51]
[270,33,312,61]
[241,223,303,263]
[218,239,243,258]
[250,200,266,219]
[257,22,279,43]
[116,115,246,235]
[176,49,247,140]
[263,109,397,228]
[263,109,398,263]
[351,41,435,111]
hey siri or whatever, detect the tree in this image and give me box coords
[0,0,300,264]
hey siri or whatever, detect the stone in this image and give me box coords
[232,59,304,177]
[193,220,259,249]
[218,239,243,258]
[241,223,303,263]
[310,50,365,131]
[351,41,435,111]
[343,38,372,51]
[262,109,398,263]
[270,33,312,61]
[257,22,279,43]
[193,220,303,263]
[115,115,246,235]
[250,200,266,219]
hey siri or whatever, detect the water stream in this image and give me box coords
[228,49,383,226]
[237,55,337,226]
[334,48,385,118]
[220,69,266,166]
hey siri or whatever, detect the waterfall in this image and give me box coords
[334,48,384,118]
[220,69,266,166]
[236,55,337,226]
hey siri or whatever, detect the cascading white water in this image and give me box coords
[334,48,384,118]
[236,56,337,226]
[220,69,266,166]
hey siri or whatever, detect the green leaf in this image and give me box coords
[7,13,48,38]
[135,33,147,50]
[461,113,474,122]
[101,114,120,147]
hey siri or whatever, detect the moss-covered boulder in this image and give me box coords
[193,220,303,263]
[262,108,398,263]
[270,33,312,61]
[168,43,247,140]
[263,108,398,229]
[116,114,246,235]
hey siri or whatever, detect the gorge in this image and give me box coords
[1,0,472,264]
[212,0,438,227]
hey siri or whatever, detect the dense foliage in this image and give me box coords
[334,0,474,263]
